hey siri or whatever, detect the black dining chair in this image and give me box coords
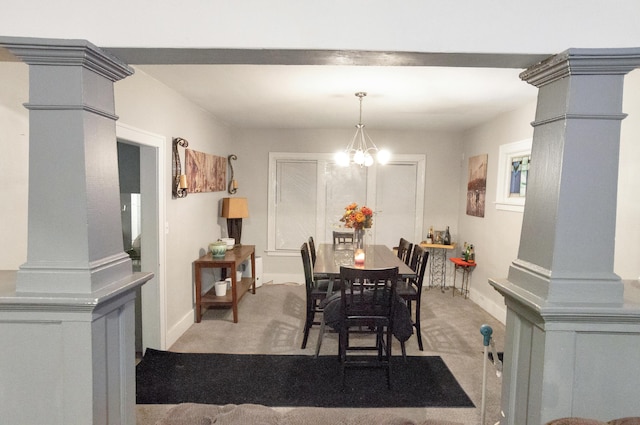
[332,231,354,246]
[395,244,429,351]
[300,242,335,349]
[338,265,399,389]
[396,237,413,266]
[308,236,329,280]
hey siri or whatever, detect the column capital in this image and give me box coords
[0,36,133,81]
[520,47,640,88]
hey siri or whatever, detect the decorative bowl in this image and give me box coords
[209,241,227,257]
[221,238,235,250]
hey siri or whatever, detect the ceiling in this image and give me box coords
[135,64,539,131]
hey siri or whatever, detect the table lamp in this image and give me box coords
[221,197,249,245]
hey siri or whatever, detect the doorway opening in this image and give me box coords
[116,123,167,353]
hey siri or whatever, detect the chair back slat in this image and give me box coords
[333,231,354,246]
[409,244,429,293]
[397,238,413,266]
[308,236,317,266]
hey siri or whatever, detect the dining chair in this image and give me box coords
[395,244,429,351]
[338,265,399,389]
[396,237,413,266]
[332,231,354,246]
[308,236,329,280]
[300,242,335,349]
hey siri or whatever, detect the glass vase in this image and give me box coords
[354,228,365,250]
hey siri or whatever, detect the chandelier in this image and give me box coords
[335,92,390,167]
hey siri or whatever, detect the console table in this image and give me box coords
[194,244,256,323]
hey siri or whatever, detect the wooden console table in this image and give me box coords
[194,244,256,323]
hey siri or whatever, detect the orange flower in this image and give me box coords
[340,203,373,229]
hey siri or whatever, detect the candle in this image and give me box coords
[354,249,365,265]
[179,174,188,189]
[232,179,238,189]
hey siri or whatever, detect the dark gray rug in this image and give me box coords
[136,349,474,408]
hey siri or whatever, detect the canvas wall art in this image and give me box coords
[466,154,488,217]
[185,149,226,193]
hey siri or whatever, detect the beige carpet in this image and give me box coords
[137,282,506,425]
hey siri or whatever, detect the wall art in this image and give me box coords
[185,149,226,193]
[466,153,488,218]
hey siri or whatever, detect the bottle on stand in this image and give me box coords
[468,244,475,263]
[443,226,451,245]
[427,226,434,244]
[463,242,469,261]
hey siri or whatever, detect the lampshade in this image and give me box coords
[221,197,249,218]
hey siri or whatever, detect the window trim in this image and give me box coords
[495,138,532,212]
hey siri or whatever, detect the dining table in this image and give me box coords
[312,243,416,357]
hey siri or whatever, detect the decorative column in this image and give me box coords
[490,48,640,424]
[0,37,153,425]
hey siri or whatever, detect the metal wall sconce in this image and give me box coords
[172,137,189,198]
[228,154,238,194]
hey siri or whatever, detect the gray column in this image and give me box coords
[5,37,135,294]
[491,48,640,424]
[0,37,153,425]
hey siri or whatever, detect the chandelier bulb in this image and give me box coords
[364,153,374,167]
[377,149,391,165]
[335,151,350,167]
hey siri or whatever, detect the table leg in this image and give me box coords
[452,265,458,297]
[250,252,256,294]
[231,267,239,323]
[195,264,202,323]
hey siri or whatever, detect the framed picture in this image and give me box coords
[466,154,488,217]
[495,138,532,212]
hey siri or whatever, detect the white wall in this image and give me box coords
[114,68,234,341]
[617,69,640,280]
[1,1,640,54]
[231,127,463,284]
[458,102,536,321]
[0,62,28,269]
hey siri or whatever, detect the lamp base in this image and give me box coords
[226,218,243,245]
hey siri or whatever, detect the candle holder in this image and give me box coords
[354,248,365,265]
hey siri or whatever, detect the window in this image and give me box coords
[495,138,532,212]
[267,152,425,255]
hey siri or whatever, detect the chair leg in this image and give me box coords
[386,325,393,389]
[301,315,312,349]
[339,325,348,388]
[415,301,424,351]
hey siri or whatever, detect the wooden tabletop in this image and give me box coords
[313,244,415,278]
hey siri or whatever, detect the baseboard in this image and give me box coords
[469,289,507,324]
[166,308,195,349]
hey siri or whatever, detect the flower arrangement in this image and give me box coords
[340,202,373,230]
